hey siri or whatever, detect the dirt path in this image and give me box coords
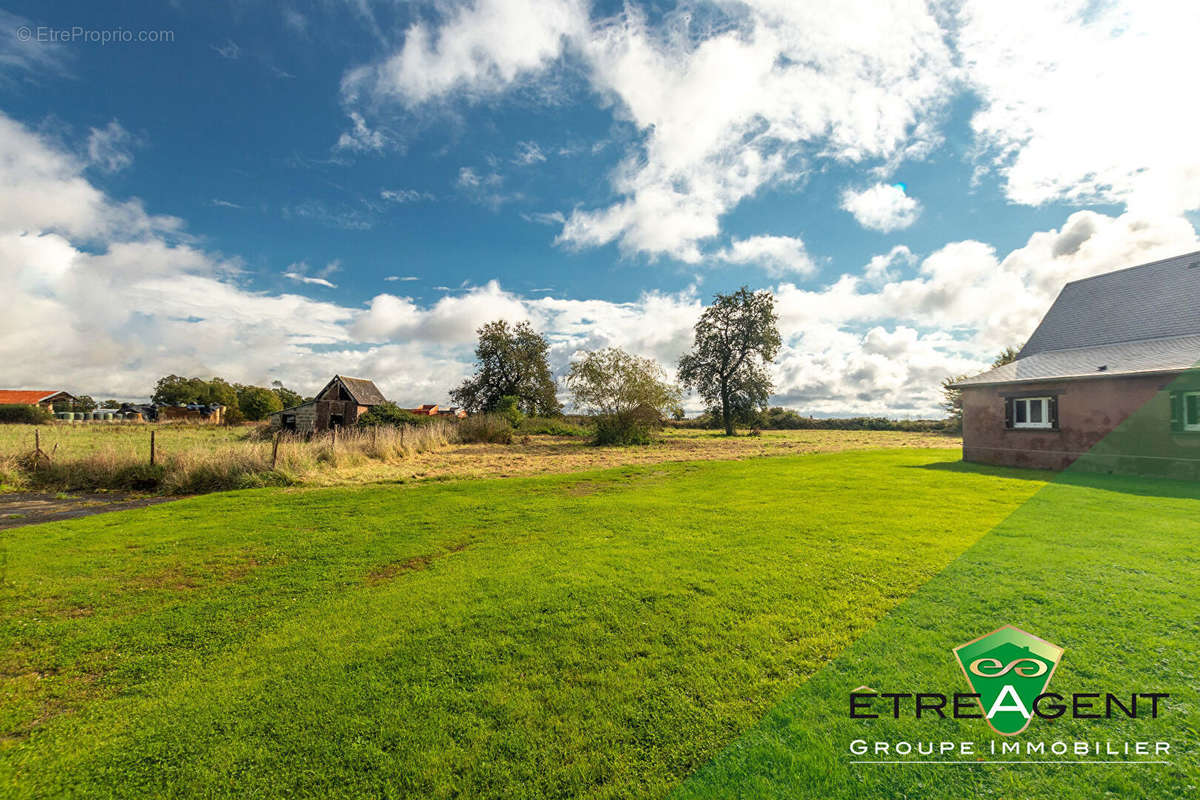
[0,492,177,530]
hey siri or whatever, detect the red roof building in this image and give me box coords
[0,390,75,408]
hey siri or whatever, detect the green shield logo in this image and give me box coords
[953,626,1064,736]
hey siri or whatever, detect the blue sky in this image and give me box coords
[2,1,1198,414]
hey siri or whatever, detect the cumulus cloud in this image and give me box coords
[341,0,588,106]
[962,0,1200,215]
[341,1,954,262]
[3,112,1198,415]
[714,235,815,276]
[840,183,921,232]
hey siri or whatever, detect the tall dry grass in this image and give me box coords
[0,420,456,494]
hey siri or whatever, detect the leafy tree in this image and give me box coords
[451,320,562,416]
[206,378,239,408]
[271,380,304,409]
[567,347,682,444]
[237,386,283,421]
[99,399,123,409]
[71,395,97,412]
[941,347,1021,431]
[151,375,237,406]
[677,287,781,436]
[941,374,969,431]
[992,346,1020,368]
[152,374,208,405]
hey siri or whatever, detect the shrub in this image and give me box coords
[518,416,589,437]
[594,415,653,446]
[0,404,53,424]
[456,413,513,444]
[496,395,524,428]
[357,402,428,428]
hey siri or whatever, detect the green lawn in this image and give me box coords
[0,449,1195,798]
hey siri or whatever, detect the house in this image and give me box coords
[409,403,467,419]
[952,251,1200,478]
[0,390,76,409]
[270,375,385,434]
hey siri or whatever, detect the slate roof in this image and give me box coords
[1019,250,1200,357]
[322,375,386,405]
[955,251,1200,387]
[953,334,1200,387]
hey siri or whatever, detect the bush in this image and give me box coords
[518,416,589,437]
[358,402,429,428]
[0,404,53,424]
[594,415,653,446]
[496,395,524,428]
[456,413,513,444]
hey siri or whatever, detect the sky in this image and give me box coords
[2,0,1199,416]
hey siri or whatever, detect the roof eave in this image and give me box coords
[952,366,1190,389]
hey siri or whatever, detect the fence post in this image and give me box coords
[150,429,156,466]
[271,433,280,469]
[331,427,337,447]
[34,428,40,455]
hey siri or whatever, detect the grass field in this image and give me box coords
[0,423,958,492]
[1,448,1194,798]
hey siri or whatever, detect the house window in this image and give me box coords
[1186,392,1200,432]
[1013,397,1053,429]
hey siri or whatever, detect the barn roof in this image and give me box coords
[953,333,1200,387]
[956,251,1200,387]
[322,375,386,405]
[0,390,72,404]
[1019,250,1200,358]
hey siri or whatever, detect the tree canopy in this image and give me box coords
[677,287,781,435]
[451,320,561,416]
[567,347,682,445]
[567,347,681,419]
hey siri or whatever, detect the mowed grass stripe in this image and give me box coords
[1,449,1039,799]
[672,468,1200,800]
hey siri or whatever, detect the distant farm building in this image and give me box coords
[953,251,1200,478]
[0,390,75,409]
[410,404,467,419]
[270,375,385,434]
[157,403,226,424]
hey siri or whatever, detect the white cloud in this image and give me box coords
[380,187,434,203]
[556,1,954,260]
[340,1,954,262]
[384,275,419,282]
[3,112,1198,415]
[341,0,588,106]
[714,235,815,276]
[863,245,916,285]
[840,183,921,232]
[211,39,241,60]
[335,111,386,152]
[521,210,566,226]
[284,272,337,289]
[86,120,136,173]
[513,140,547,165]
[962,0,1200,215]
[0,10,71,83]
